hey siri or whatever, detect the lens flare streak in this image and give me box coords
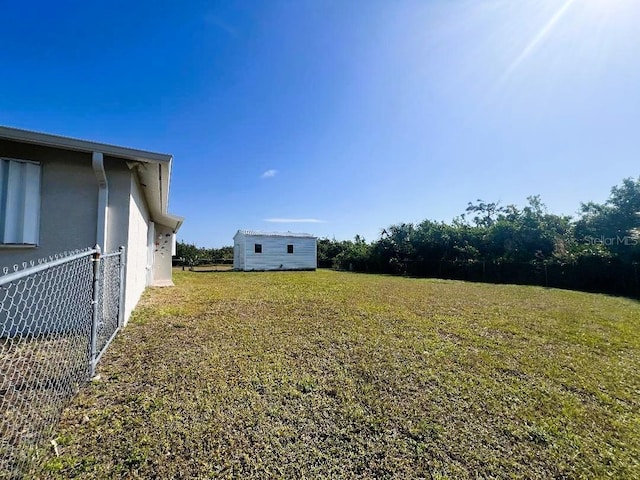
[501,0,578,82]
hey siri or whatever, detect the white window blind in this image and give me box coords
[0,158,41,245]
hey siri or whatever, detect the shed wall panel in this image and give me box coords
[239,235,316,271]
[233,234,246,270]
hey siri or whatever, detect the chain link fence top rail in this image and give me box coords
[0,247,124,479]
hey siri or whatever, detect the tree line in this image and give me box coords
[318,178,640,296]
[175,243,233,265]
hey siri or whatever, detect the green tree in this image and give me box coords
[317,238,349,265]
[175,240,200,265]
[575,177,640,262]
[333,236,372,271]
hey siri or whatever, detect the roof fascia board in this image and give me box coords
[0,126,172,164]
[153,213,185,232]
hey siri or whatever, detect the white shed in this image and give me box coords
[233,230,317,271]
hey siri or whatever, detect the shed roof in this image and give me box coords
[0,125,183,231]
[235,230,316,239]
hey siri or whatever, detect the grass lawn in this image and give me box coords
[37,270,639,479]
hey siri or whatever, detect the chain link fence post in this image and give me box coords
[90,244,102,378]
[118,246,126,328]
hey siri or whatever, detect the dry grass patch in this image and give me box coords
[35,270,640,479]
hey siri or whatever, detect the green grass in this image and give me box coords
[36,270,640,479]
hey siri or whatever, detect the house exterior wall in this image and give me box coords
[124,175,150,323]
[103,156,133,253]
[0,140,97,269]
[0,139,157,325]
[0,143,138,269]
[152,223,175,286]
[234,233,317,271]
[0,136,180,327]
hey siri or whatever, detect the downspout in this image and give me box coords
[92,152,108,250]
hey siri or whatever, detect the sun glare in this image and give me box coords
[498,0,639,86]
[501,0,576,81]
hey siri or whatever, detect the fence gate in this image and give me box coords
[0,246,125,478]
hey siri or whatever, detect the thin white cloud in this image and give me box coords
[204,15,238,37]
[261,169,277,178]
[264,218,327,224]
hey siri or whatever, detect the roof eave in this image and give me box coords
[153,212,185,232]
[1,125,183,231]
[135,162,182,231]
[0,125,172,164]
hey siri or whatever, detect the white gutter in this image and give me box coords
[92,152,108,250]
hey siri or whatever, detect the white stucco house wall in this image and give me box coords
[233,230,317,271]
[0,126,183,324]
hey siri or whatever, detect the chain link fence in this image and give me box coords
[329,258,640,298]
[0,246,125,478]
[93,250,125,367]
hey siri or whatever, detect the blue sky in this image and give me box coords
[1,0,639,247]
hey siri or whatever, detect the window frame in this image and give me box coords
[287,244,294,254]
[254,243,262,254]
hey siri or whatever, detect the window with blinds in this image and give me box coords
[0,158,41,245]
